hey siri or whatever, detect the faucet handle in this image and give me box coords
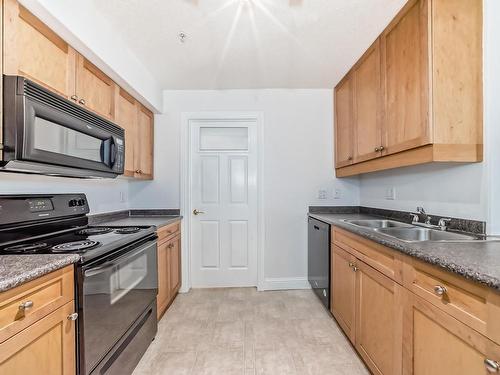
[438,218,452,230]
[410,213,420,223]
[416,206,426,214]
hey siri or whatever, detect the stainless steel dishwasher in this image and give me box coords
[308,217,330,309]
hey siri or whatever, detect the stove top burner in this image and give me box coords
[114,227,141,234]
[3,242,49,253]
[77,227,113,235]
[52,240,100,252]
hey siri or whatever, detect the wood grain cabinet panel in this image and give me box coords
[134,104,154,180]
[0,301,76,375]
[3,1,76,98]
[157,222,181,321]
[353,38,383,163]
[381,0,430,156]
[355,260,403,375]
[76,54,116,120]
[334,74,354,167]
[331,245,357,343]
[403,292,500,375]
[115,87,137,177]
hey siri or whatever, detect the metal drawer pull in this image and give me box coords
[485,359,500,373]
[67,313,79,321]
[352,266,358,272]
[70,95,78,101]
[434,285,447,296]
[78,98,86,105]
[19,300,34,311]
[348,262,354,268]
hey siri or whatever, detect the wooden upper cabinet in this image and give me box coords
[134,104,154,179]
[353,39,382,163]
[115,87,137,177]
[334,0,483,177]
[403,292,500,375]
[76,54,116,120]
[3,1,76,98]
[334,74,354,167]
[381,0,430,156]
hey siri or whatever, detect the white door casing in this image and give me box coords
[190,119,259,287]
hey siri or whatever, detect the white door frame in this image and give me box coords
[180,112,265,292]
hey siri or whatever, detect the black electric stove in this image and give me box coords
[0,194,158,375]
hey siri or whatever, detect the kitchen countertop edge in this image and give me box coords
[309,212,500,292]
[0,254,80,293]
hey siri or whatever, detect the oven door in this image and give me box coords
[22,97,122,175]
[79,239,157,375]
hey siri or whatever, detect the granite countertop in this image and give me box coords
[309,212,500,292]
[0,254,80,293]
[99,215,182,229]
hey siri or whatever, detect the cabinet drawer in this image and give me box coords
[332,227,403,283]
[403,259,500,344]
[0,266,74,343]
[158,221,180,244]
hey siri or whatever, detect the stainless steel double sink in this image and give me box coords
[342,219,479,242]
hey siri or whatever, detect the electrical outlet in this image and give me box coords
[334,188,342,199]
[318,189,328,200]
[385,187,396,200]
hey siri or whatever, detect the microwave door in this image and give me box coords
[22,99,117,174]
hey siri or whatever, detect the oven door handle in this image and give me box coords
[84,239,156,277]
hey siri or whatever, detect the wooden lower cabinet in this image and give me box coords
[157,223,182,320]
[0,297,76,375]
[356,261,403,375]
[403,292,500,375]
[331,245,356,343]
[330,227,500,375]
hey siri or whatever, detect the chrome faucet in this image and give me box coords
[438,218,452,231]
[415,207,432,225]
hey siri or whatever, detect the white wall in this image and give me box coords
[0,173,130,214]
[20,0,163,112]
[129,89,359,285]
[359,0,500,232]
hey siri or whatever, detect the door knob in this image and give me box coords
[193,209,205,216]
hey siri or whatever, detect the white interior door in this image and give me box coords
[190,120,258,287]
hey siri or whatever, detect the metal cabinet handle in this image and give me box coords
[19,300,34,311]
[135,169,142,174]
[375,147,380,152]
[193,209,205,216]
[352,266,358,272]
[167,243,174,249]
[347,156,353,161]
[67,313,79,321]
[485,359,500,373]
[70,95,78,101]
[78,98,86,105]
[348,262,354,268]
[434,285,447,296]
[379,145,385,151]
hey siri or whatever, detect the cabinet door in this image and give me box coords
[355,260,403,375]
[134,104,154,179]
[381,0,430,156]
[334,74,354,167]
[76,53,116,120]
[403,292,500,375]
[353,39,382,163]
[331,245,356,343]
[115,87,137,177]
[157,241,170,320]
[0,301,76,374]
[169,235,181,296]
[3,1,76,98]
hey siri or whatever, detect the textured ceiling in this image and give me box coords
[92,0,407,89]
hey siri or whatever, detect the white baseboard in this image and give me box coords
[258,277,311,291]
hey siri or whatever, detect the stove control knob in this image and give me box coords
[69,199,77,207]
[77,199,85,206]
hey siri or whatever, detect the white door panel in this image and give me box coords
[191,120,258,287]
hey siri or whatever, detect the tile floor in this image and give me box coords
[133,288,369,375]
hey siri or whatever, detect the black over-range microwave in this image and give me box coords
[1,75,125,178]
